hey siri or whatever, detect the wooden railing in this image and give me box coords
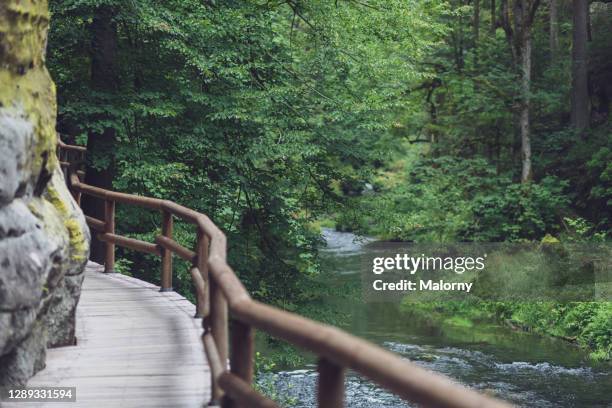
[57,139,512,408]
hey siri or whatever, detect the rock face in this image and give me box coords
[0,1,90,385]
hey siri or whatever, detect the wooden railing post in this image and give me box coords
[160,210,173,292]
[103,199,115,273]
[230,320,254,383]
[222,320,255,408]
[209,278,228,405]
[317,358,344,408]
[195,230,209,318]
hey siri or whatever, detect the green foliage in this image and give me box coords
[113,258,133,276]
[586,142,612,228]
[405,300,612,361]
[509,302,612,361]
[467,176,569,241]
[48,0,443,305]
[351,155,568,242]
[562,216,608,242]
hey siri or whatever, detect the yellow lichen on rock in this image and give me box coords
[45,186,68,216]
[41,168,90,263]
[0,0,57,177]
[0,1,50,67]
[64,218,87,261]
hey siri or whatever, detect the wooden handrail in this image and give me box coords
[59,139,512,408]
[57,139,87,152]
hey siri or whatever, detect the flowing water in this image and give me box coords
[263,229,612,407]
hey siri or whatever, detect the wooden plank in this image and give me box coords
[5,262,210,408]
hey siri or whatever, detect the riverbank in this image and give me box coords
[402,300,612,362]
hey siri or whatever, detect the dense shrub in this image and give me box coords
[357,156,569,242]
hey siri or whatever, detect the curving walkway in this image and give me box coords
[7,262,210,408]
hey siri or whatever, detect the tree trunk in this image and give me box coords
[453,0,466,70]
[549,0,559,58]
[520,33,532,182]
[82,5,119,264]
[571,0,590,132]
[500,0,539,182]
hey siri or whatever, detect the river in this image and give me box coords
[262,228,611,407]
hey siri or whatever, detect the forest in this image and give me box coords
[47,0,611,397]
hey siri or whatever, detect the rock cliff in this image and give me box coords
[0,0,90,385]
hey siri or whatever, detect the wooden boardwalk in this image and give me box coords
[7,262,210,408]
[43,139,512,408]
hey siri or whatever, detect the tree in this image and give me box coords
[571,0,590,132]
[81,4,120,264]
[549,0,559,58]
[500,0,541,182]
